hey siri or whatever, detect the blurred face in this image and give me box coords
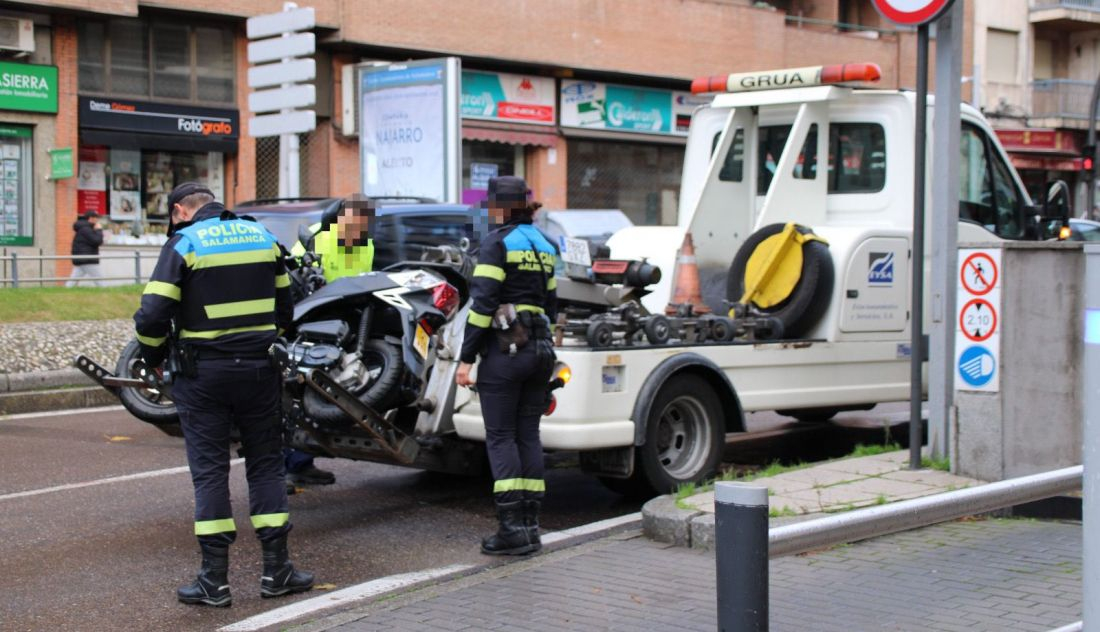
[336,205,372,247]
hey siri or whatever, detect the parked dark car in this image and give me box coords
[234,197,491,267]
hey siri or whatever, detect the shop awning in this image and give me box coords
[461,121,559,147]
[80,130,239,154]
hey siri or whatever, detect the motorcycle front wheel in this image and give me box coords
[114,339,183,437]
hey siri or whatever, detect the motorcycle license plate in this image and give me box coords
[414,324,430,359]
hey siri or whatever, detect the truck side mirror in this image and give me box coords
[1043,180,1071,221]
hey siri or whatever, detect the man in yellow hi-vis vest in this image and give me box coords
[290,197,375,283]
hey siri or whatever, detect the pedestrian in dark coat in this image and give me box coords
[67,211,104,286]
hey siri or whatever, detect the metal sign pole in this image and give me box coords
[910,23,930,470]
[929,1,963,462]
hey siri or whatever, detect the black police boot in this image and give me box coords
[260,536,315,598]
[481,500,537,556]
[177,541,232,607]
[523,499,543,553]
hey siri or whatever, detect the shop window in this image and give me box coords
[0,126,33,246]
[462,141,519,206]
[254,131,329,201]
[77,146,225,245]
[566,139,685,226]
[78,18,235,105]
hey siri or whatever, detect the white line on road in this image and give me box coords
[0,405,125,421]
[218,563,476,632]
[0,458,244,502]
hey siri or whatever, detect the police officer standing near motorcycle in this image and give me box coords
[134,182,314,606]
[456,176,558,556]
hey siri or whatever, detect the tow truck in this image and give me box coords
[414,62,1071,496]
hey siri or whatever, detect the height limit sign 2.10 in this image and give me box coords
[956,249,1001,392]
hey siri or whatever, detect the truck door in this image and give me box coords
[958,123,1027,240]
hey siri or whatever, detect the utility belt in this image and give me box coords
[177,344,271,377]
[491,304,553,357]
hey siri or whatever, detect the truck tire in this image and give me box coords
[303,338,404,426]
[634,375,724,495]
[643,315,671,345]
[727,223,834,338]
[585,320,615,348]
[114,339,182,437]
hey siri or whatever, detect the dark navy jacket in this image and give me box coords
[133,203,293,366]
[460,218,558,364]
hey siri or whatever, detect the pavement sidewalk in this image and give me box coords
[277,451,1081,632]
[292,518,1081,632]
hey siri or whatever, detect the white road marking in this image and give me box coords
[0,458,244,502]
[0,405,125,421]
[221,511,643,631]
[218,564,476,632]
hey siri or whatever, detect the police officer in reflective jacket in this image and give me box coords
[134,182,313,606]
[456,176,558,556]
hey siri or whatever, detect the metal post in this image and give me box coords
[1082,245,1100,628]
[715,482,768,632]
[1087,72,1100,220]
[929,1,963,462]
[134,251,141,285]
[910,24,930,470]
[11,251,18,288]
[37,248,43,287]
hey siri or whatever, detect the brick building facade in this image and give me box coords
[1,0,973,281]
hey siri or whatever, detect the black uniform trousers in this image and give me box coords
[172,356,290,545]
[477,339,555,504]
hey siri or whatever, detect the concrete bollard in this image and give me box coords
[715,482,768,632]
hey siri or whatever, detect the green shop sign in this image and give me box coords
[0,62,58,114]
[49,148,73,180]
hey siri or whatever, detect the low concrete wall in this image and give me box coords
[954,242,1083,481]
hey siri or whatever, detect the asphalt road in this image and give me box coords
[0,403,912,632]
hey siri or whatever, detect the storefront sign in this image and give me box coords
[995,128,1080,155]
[359,58,461,203]
[79,97,239,141]
[560,80,697,136]
[461,71,555,125]
[48,148,73,180]
[0,62,57,114]
[77,146,108,217]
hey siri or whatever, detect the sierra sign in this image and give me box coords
[0,62,57,114]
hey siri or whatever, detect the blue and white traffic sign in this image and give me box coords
[957,345,996,389]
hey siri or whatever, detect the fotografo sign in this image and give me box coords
[0,62,58,114]
[560,79,706,136]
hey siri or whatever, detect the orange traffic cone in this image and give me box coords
[665,232,710,315]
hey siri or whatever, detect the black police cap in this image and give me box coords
[167,181,215,211]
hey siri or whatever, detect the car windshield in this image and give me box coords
[251,213,316,249]
[544,211,633,239]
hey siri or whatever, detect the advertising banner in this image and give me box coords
[0,62,58,114]
[560,80,699,136]
[109,149,141,222]
[77,146,108,217]
[461,71,555,125]
[360,59,460,203]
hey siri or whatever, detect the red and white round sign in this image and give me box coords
[872,0,955,25]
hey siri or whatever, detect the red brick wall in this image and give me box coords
[53,19,80,280]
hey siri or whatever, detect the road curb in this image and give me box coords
[1,368,92,393]
[641,495,702,548]
[220,512,642,632]
[0,385,117,416]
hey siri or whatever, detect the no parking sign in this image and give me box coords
[871,0,956,26]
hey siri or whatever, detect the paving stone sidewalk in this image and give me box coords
[301,518,1081,632]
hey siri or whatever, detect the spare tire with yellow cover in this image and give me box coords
[726,223,834,339]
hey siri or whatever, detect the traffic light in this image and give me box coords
[1085,145,1095,174]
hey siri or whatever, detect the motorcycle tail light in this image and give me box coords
[432,282,460,319]
[418,318,435,336]
[545,394,557,416]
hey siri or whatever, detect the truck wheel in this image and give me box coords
[643,315,671,345]
[709,316,735,342]
[114,339,182,436]
[585,321,615,347]
[727,223,834,338]
[635,375,724,495]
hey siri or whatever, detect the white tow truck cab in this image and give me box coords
[439,63,1059,496]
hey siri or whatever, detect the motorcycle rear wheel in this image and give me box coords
[114,339,183,437]
[303,338,405,426]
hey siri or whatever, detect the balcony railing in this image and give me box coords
[1032,0,1100,10]
[1031,79,1093,120]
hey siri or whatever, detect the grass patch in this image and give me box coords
[848,442,902,458]
[0,286,143,323]
[921,455,951,472]
[768,505,798,518]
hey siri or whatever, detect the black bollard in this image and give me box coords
[715,482,768,631]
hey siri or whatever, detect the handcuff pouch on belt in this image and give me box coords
[492,304,529,356]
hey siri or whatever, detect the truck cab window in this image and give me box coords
[757,123,885,192]
[710,129,744,182]
[959,123,1025,239]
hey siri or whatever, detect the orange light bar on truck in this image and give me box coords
[690,63,882,95]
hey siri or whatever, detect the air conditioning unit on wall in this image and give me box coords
[0,18,34,54]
